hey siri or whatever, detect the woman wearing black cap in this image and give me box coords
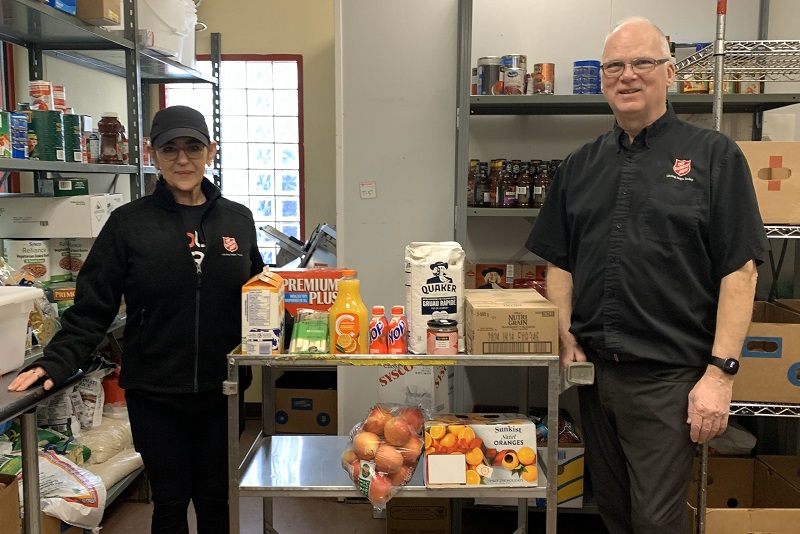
[9,105,264,533]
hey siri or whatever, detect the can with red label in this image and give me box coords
[426,319,458,355]
[503,67,526,95]
[471,67,478,95]
[533,63,555,94]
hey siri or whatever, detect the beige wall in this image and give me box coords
[196,0,336,237]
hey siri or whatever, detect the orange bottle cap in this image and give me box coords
[342,269,357,277]
[372,305,385,314]
[391,305,405,315]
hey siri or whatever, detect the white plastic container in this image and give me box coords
[180,0,198,69]
[0,286,44,374]
[138,0,188,60]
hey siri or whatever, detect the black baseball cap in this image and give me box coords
[149,105,210,147]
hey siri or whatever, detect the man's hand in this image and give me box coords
[687,367,733,443]
[559,339,587,372]
[7,367,54,392]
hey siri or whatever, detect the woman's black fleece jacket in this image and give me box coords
[32,178,264,393]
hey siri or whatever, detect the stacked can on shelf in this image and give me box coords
[573,61,601,94]
[501,54,526,95]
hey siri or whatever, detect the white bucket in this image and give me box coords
[180,0,198,69]
[138,0,189,60]
[0,286,43,374]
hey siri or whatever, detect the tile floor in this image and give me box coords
[98,419,610,533]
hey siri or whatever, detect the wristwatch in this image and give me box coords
[709,356,740,375]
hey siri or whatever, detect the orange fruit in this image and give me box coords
[521,464,537,483]
[465,447,484,466]
[424,432,432,449]
[466,470,481,485]
[428,425,446,440]
[517,446,536,466]
[458,427,476,441]
[439,433,457,448]
[447,425,465,435]
[501,451,519,470]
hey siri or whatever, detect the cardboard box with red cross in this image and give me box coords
[738,141,800,224]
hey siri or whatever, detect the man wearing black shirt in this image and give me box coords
[526,17,768,534]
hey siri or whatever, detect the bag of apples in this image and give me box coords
[341,403,425,508]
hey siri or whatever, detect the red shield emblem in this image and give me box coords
[223,237,238,253]
[673,159,691,177]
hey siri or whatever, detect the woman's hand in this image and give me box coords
[7,367,54,392]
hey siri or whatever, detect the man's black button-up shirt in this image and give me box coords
[526,108,769,367]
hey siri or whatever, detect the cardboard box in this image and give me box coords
[735,302,800,403]
[386,498,451,534]
[37,178,90,197]
[273,267,346,317]
[465,261,546,289]
[0,474,20,534]
[0,194,122,238]
[464,289,558,355]
[241,267,285,355]
[687,456,800,534]
[41,514,90,534]
[377,365,452,415]
[76,0,121,26]
[738,141,800,224]
[275,371,337,435]
[424,413,539,487]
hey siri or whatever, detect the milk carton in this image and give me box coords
[241,267,284,355]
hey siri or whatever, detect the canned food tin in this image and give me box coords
[471,67,478,95]
[426,319,458,355]
[10,113,28,159]
[63,114,83,163]
[503,67,526,95]
[29,110,65,161]
[477,56,504,95]
[533,63,555,94]
[29,80,54,111]
[502,54,527,71]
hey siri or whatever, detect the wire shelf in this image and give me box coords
[765,226,800,239]
[730,402,800,417]
[676,40,800,82]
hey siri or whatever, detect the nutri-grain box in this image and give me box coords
[242,267,285,355]
[273,267,346,317]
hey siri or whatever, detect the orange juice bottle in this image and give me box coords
[329,269,368,354]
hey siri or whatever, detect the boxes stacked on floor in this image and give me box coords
[274,371,337,435]
[424,413,539,487]
[734,302,800,403]
[687,456,800,534]
[463,289,558,355]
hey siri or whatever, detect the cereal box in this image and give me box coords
[424,413,539,487]
[241,267,285,355]
[273,267,346,317]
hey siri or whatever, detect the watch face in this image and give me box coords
[723,358,739,375]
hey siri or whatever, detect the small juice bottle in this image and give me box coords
[368,305,389,354]
[387,305,408,354]
[329,269,368,354]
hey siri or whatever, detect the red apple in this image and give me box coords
[400,437,422,465]
[397,406,424,434]
[362,405,392,435]
[368,472,395,505]
[353,431,381,460]
[349,458,361,483]
[374,443,404,474]
[384,417,412,446]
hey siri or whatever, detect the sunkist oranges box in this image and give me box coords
[273,267,347,317]
[241,267,285,355]
[424,413,539,487]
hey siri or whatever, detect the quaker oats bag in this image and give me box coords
[404,242,465,354]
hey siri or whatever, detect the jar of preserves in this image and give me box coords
[426,319,458,355]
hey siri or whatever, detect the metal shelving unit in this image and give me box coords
[730,402,800,417]
[468,207,540,218]
[225,350,577,534]
[470,93,800,116]
[676,40,800,82]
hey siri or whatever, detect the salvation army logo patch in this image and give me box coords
[673,159,692,177]
[222,237,238,253]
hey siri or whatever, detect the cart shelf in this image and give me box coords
[729,402,800,417]
[676,40,800,82]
